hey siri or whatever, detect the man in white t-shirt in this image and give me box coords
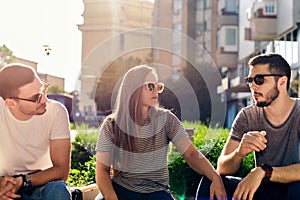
[0,64,71,200]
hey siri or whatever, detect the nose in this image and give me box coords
[41,94,48,103]
[249,82,258,91]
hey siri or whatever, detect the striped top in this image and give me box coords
[95,108,189,193]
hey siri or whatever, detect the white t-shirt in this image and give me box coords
[0,97,70,176]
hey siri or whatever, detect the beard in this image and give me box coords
[256,85,279,107]
[18,103,47,116]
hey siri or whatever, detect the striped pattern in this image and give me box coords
[96,109,189,193]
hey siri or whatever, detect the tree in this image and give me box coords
[95,56,142,112]
[181,62,212,124]
[0,45,15,69]
[47,84,65,94]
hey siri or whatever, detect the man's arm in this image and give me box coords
[271,164,300,183]
[217,140,244,175]
[1,138,71,196]
[29,138,71,186]
[217,131,267,175]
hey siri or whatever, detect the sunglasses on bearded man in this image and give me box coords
[245,74,283,86]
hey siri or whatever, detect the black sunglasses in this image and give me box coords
[10,82,49,103]
[245,74,283,86]
[144,82,164,93]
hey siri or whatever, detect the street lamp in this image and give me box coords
[42,45,52,56]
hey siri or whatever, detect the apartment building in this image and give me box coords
[224,0,300,126]
[152,0,237,125]
[152,0,300,127]
[78,0,153,117]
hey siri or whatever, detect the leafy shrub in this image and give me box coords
[68,155,96,187]
[68,124,99,187]
[70,124,98,169]
[68,121,255,198]
[168,122,254,199]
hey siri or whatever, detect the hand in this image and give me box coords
[209,174,227,200]
[236,131,267,157]
[232,167,265,200]
[0,176,21,200]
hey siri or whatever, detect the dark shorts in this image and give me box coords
[112,181,175,200]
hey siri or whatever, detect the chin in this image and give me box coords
[36,107,47,115]
[256,101,270,107]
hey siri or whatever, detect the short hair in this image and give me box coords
[0,63,37,99]
[248,53,291,90]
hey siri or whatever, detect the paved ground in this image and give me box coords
[70,130,77,142]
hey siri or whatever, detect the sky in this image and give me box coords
[0,0,84,92]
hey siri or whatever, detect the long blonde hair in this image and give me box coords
[110,65,159,172]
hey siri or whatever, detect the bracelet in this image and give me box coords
[261,163,273,182]
[22,174,32,188]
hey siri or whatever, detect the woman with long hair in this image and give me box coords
[95,65,226,200]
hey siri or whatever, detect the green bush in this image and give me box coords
[168,122,254,199]
[68,121,255,198]
[68,155,96,187]
[70,124,98,169]
[68,124,98,187]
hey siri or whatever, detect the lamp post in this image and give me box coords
[42,45,52,55]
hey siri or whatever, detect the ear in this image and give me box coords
[278,76,287,88]
[4,98,16,107]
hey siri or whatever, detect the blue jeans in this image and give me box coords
[196,176,300,200]
[20,181,71,200]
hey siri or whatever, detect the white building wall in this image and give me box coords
[277,0,294,35]
[238,0,255,61]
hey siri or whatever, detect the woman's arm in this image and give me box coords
[174,138,227,200]
[96,152,118,200]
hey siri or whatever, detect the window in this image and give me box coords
[196,0,208,9]
[196,21,206,35]
[173,0,182,14]
[226,28,236,45]
[264,5,275,15]
[225,0,238,14]
[219,26,237,52]
[196,0,204,10]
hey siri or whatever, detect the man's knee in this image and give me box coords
[43,181,71,199]
[288,181,300,199]
[195,176,211,200]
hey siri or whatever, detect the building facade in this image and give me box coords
[14,57,65,90]
[77,0,300,127]
[225,0,300,127]
[78,0,154,118]
[152,0,300,127]
[152,0,237,125]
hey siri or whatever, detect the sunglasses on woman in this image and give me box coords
[245,74,283,86]
[10,82,49,103]
[144,82,164,93]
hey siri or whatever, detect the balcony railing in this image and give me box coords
[245,0,277,41]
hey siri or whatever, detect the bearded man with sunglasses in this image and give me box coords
[196,53,300,200]
[0,64,71,200]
